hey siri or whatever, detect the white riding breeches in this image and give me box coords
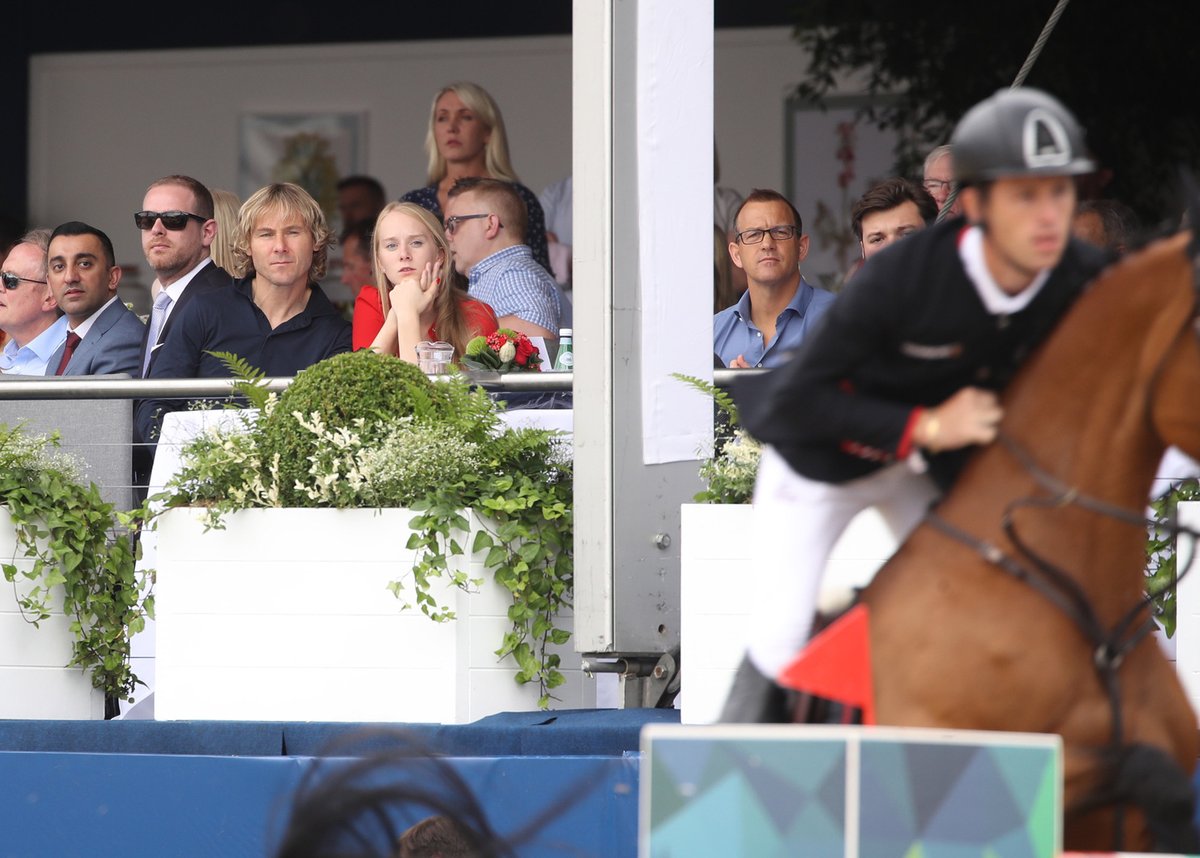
[745,445,940,679]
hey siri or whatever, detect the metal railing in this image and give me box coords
[0,368,753,400]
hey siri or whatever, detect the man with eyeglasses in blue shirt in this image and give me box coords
[713,189,835,369]
[0,230,67,376]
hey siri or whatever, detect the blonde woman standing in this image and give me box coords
[399,82,551,272]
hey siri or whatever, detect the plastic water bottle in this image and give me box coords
[553,328,574,371]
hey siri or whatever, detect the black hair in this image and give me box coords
[49,221,116,267]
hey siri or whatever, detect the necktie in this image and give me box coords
[142,291,174,377]
[55,331,82,376]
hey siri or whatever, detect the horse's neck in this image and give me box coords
[997,233,1194,507]
[939,232,1195,612]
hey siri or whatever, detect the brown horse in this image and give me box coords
[861,227,1200,852]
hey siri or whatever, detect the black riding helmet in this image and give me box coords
[951,87,1094,186]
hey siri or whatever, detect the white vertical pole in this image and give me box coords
[573,0,712,660]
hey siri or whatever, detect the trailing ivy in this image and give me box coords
[1146,479,1200,637]
[0,424,152,703]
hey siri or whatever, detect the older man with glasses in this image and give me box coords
[713,188,835,369]
[923,144,962,218]
[0,229,67,376]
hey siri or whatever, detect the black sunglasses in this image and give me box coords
[1,271,48,290]
[134,210,207,231]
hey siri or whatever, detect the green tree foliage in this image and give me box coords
[790,0,1200,228]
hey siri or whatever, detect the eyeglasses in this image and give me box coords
[1,271,48,291]
[133,210,207,231]
[922,179,954,194]
[444,213,492,235]
[735,225,799,245]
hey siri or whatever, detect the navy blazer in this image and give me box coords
[46,299,146,377]
[139,259,234,378]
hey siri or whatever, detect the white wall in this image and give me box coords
[713,28,811,206]
[29,28,810,304]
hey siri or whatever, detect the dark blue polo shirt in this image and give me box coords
[135,276,351,442]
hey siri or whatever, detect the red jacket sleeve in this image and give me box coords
[352,285,384,351]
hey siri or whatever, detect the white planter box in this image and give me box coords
[153,507,592,722]
[0,508,106,719]
[1172,501,1200,711]
[680,502,897,724]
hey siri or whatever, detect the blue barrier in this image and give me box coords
[0,710,672,857]
[0,752,638,858]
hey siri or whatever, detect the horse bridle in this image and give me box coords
[924,431,1200,846]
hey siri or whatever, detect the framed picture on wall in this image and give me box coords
[238,112,367,225]
[785,95,906,292]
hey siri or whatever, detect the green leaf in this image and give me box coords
[471,529,494,553]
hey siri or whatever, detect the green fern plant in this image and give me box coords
[673,372,760,504]
[672,372,739,426]
[208,350,272,410]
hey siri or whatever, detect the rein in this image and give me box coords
[924,431,1200,846]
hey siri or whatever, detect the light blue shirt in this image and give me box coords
[0,315,69,376]
[467,245,562,333]
[713,277,835,368]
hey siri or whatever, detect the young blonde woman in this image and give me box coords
[399,81,551,271]
[363,202,497,363]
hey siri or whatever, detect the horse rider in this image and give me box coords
[720,87,1111,722]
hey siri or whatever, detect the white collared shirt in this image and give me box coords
[157,257,214,331]
[959,226,1050,315]
[69,295,121,340]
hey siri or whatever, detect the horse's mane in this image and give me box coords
[979,230,1196,502]
[925,229,1198,617]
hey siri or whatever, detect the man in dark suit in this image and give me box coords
[45,222,145,376]
[135,175,233,377]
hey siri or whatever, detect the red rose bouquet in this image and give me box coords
[461,328,543,372]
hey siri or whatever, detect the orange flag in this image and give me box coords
[778,603,876,725]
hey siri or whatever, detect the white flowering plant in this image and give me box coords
[161,351,573,705]
[673,373,762,504]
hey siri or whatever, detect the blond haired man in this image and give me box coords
[136,182,350,443]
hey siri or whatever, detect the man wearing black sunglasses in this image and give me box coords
[0,229,67,376]
[135,175,233,378]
